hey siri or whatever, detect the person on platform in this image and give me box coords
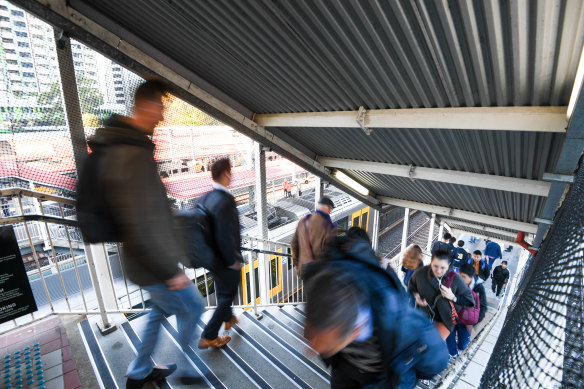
[484,240,503,269]
[290,196,337,276]
[197,158,243,349]
[492,260,510,297]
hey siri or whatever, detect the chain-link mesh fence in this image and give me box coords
[480,161,584,388]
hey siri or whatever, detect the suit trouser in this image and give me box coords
[492,282,505,296]
[201,266,241,340]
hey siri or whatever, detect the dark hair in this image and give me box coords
[346,226,370,244]
[134,79,169,103]
[459,263,476,278]
[432,250,450,262]
[449,237,457,244]
[457,240,465,247]
[443,232,452,240]
[305,268,363,338]
[473,250,482,256]
[211,158,231,180]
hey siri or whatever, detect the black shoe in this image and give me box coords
[126,364,177,389]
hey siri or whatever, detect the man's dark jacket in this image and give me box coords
[492,265,510,285]
[91,116,182,286]
[408,266,475,332]
[451,247,468,268]
[467,258,490,282]
[304,239,448,388]
[198,189,242,268]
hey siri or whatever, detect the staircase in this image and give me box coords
[79,305,330,388]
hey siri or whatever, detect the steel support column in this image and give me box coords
[54,30,87,175]
[438,221,444,243]
[253,142,269,306]
[84,244,116,334]
[401,208,410,251]
[314,177,323,209]
[371,208,380,252]
[426,213,436,253]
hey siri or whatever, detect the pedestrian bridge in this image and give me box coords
[1,0,584,388]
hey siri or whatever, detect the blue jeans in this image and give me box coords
[488,257,496,269]
[126,282,204,380]
[446,324,471,356]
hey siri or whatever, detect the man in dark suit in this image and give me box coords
[198,158,243,349]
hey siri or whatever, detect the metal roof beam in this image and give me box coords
[317,157,551,197]
[256,106,568,132]
[378,197,538,234]
[438,218,518,239]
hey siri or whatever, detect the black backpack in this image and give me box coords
[174,203,216,270]
[76,145,122,243]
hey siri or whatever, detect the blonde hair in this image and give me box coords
[402,244,423,270]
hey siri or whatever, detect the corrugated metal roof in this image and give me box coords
[270,127,565,179]
[57,0,584,233]
[351,171,546,223]
[447,223,514,244]
[75,0,584,112]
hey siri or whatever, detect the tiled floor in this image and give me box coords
[1,316,82,389]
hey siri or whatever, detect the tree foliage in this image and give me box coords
[161,95,222,126]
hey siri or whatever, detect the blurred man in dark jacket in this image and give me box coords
[93,80,204,387]
[197,158,243,349]
[303,231,448,388]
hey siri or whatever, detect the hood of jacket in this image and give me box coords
[89,115,155,152]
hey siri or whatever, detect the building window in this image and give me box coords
[22,72,34,78]
[13,21,26,28]
[0,16,9,22]
[17,41,28,47]
[113,74,122,78]
[11,10,24,17]
[6,60,17,65]
[115,93,124,98]
[4,49,16,54]
[1,27,12,33]
[73,52,81,58]
[74,61,82,67]
[114,87,123,91]
[19,52,31,58]
[2,37,13,43]
[116,100,125,104]
[21,62,33,68]
[15,31,27,37]
[114,80,122,85]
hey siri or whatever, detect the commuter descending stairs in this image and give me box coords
[79,305,332,388]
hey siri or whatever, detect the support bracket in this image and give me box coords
[356,106,372,135]
[541,173,575,183]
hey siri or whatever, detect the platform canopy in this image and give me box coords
[15,0,584,247]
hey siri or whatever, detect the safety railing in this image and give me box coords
[0,187,302,333]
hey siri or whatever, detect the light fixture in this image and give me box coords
[567,46,584,120]
[333,170,369,196]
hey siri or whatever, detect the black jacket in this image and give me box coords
[492,265,510,284]
[92,116,183,286]
[466,258,490,282]
[408,266,475,332]
[472,282,488,323]
[198,188,243,268]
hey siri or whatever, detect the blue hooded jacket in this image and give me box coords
[304,239,449,388]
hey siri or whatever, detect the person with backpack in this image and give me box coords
[484,239,503,269]
[303,230,449,388]
[445,264,485,357]
[77,80,205,387]
[451,240,468,272]
[408,250,475,340]
[197,158,243,349]
[431,232,453,259]
[290,196,337,276]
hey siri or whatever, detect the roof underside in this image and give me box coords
[25,0,584,235]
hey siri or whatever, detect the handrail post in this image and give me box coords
[248,251,260,318]
[426,213,436,253]
[84,243,117,334]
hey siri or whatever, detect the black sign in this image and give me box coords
[0,225,38,324]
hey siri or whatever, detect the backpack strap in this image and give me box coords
[443,271,457,288]
[303,213,314,262]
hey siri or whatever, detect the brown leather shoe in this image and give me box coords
[197,335,231,349]
[224,316,238,331]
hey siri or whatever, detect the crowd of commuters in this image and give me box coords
[80,79,513,388]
